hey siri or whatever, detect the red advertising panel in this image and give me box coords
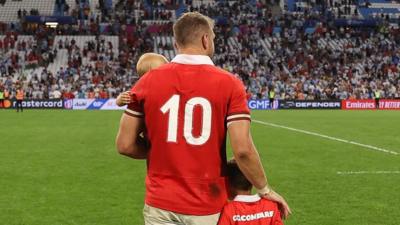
[342,99,400,110]
[379,99,400,110]
[342,100,376,110]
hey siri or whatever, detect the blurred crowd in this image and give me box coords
[0,0,399,100]
[189,0,400,100]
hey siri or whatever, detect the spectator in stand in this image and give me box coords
[74,89,86,99]
[63,88,75,99]
[99,87,108,99]
[50,88,62,99]
[88,88,95,99]
[0,0,399,101]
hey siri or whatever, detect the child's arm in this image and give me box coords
[116,91,131,106]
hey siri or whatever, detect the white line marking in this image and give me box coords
[337,171,400,175]
[252,119,399,156]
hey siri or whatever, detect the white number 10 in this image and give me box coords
[160,94,212,145]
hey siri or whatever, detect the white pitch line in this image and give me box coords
[252,119,399,156]
[337,171,400,175]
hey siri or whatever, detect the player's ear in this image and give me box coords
[174,42,179,51]
[201,34,209,50]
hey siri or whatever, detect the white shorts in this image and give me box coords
[143,204,220,225]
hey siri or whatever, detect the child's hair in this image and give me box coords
[136,53,168,77]
[226,159,252,192]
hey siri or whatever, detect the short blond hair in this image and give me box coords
[173,12,214,48]
[136,53,168,76]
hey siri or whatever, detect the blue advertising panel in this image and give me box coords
[87,99,109,110]
[248,99,279,110]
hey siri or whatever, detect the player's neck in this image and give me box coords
[235,190,252,196]
[178,47,208,56]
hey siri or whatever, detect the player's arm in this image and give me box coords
[228,121,267,190]
[227,77,268,190]
[228,121,291,218]
[116,77,149,159]
[115,113,148,159]
[227,77,291,218]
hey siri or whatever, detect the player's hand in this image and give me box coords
[262,190,291,219]
[116,91,131,106]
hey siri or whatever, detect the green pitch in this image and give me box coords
[0,110,399,225]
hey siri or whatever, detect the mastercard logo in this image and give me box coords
[3,100,11,108]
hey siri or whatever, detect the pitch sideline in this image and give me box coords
[252,119,399,156]
[337,171,400,175]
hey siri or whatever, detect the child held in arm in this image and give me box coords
[116,53,168,106]
[218,159,284,225]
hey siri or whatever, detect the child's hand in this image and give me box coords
[116,91,131,106]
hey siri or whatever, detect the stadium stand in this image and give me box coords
[0,0,55,22]
[0,0,399,100]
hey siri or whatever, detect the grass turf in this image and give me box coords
[0,110,399,225]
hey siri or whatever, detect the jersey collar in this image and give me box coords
[171,54,214,65]
[233,195,261,203]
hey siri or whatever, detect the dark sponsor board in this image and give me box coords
[279,100,342,109]
[4,99,64,109]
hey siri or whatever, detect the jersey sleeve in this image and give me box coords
[227,77,251,126]
[217,205,233,225]
[125,77,146,118]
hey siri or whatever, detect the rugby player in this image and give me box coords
[116,12,290,225]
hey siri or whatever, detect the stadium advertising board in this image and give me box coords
[342,99,376,110]
[67,99,94,110]
[87,99,109,110]
[378,100,400,110]
[100,99,127,110]
[279,100,341,109]
[248,99,279,110]
[342,99,400,110]
[5,99,64,109]
[63,99,73,109]
[1,99,13,109]
[67,99,126,110]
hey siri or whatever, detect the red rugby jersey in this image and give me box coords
[218,195,283,225]
[126,54,251,215]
